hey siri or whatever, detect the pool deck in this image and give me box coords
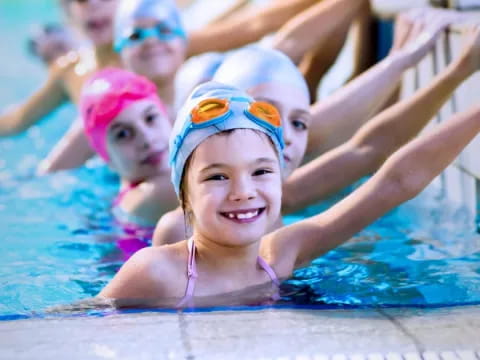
[1,305,479,359]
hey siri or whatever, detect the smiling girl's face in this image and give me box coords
[247,82,311,178]
[183,129,283,247]
[106,98,172,182]
[64,0,118,46]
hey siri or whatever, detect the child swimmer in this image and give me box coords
[99,81,480,307]
[80,68,177,226]
[0,0,121,137]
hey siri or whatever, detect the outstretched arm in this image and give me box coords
[282,24,480,214]
[37,118,95,174]
[206,0,250,26]
[305,9,455,156]
[273,103,480,270]
[186,0,318,57]
[0,66,68,136]
[272,0,369,64]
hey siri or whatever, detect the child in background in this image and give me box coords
[0,0,121,137]
[80,68,177,231]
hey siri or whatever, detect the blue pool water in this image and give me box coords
[1,1,480,319]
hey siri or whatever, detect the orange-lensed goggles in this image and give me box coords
[191,98,282,129]
[170,96,284,164]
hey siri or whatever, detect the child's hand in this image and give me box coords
[458,24,480,74]
[394,8,458,69]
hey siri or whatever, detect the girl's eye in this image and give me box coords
[145,113,157,125]
[114,127,133,142]
[253,169,273,176]
[292,119,307,131]
[206,174,228,181]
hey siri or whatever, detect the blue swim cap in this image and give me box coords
[114,0,186,51]
[213,46,309,100]
[170,81,285,196]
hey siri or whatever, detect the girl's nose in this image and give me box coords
[228,175,256,202]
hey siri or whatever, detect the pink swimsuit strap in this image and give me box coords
[176,238,280,308]
[113,181,142,207]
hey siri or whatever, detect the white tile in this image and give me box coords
[441,351,460,360]
[456,350,478,360]
[404,352,422,360]
[385,352,403,360]
[424,352,441,360]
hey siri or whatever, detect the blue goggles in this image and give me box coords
[169,96,284,166]
[115,22,187,52]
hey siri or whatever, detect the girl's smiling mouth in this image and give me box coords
[220,208,266,224]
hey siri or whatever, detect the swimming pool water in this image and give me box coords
[1,0,480,319]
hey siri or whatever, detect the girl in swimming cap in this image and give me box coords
[80,67,178,227]
[99,81,480,308]
[153,12,480,245]
[0,0,121,137]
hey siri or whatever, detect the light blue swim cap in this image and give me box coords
[170,81,285,197]
[213,46,309,100]
[114,0,186,51]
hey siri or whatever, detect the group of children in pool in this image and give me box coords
[4,0,480,308]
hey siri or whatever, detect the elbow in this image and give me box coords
[381,159,430,205]
[350,124,402,172]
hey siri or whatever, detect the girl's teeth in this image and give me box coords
[233,210,258,220]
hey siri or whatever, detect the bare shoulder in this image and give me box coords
[99,241,188,299]
[153,207,185,246]
[120,174,179,224]
[130,242,186,278]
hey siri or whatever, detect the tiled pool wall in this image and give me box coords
[399,22,480,229]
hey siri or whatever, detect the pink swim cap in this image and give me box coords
[80,67,166,162]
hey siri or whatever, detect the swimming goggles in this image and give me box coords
[170,97,284,164]
[115,22,187,52]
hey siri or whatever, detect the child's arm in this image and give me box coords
[272,103,480,272]
[37,118,95,174]
[305,10,454,156]
[282,25,480,214]
[0,64,68,136]
[206,0,250,26]
[272,0,369,64]
[186,0,318,57]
